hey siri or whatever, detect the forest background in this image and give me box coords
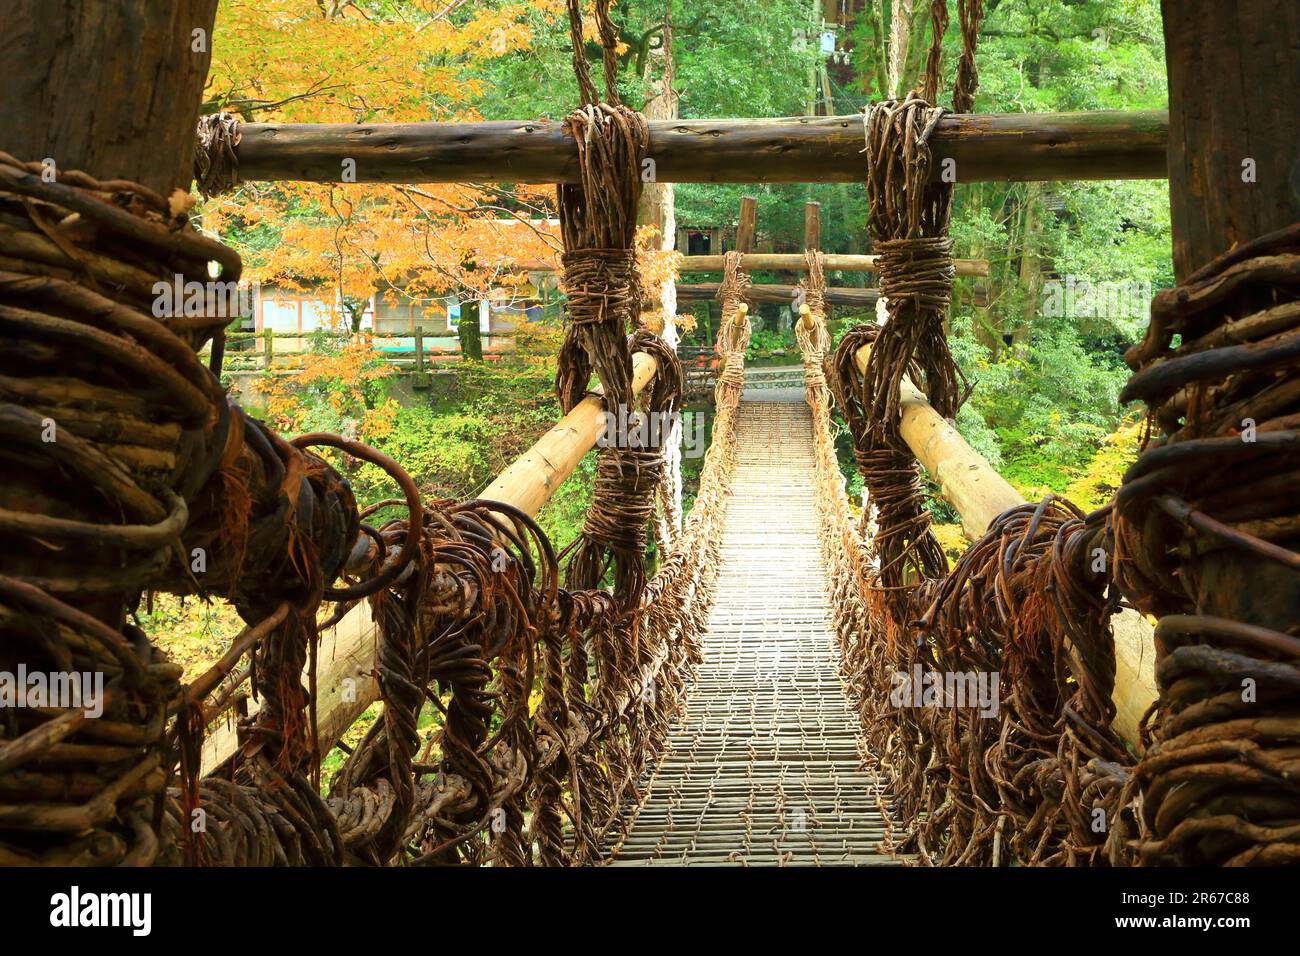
[147,0,1172,727]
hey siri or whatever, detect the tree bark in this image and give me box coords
[736,196,758,254]
[0,0,219,631]
[459,305,484,360]
[804,201,822,251]
[1014,183,1041,346]
[1160,1,1300,633]
[1163,2,1300,280]
[0,0,219,195]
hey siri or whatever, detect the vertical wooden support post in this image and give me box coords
[804,200,825,324]
[804,201,821,251]
[263,328,274,369]
[1163,2,1300,281]
[413,324,429,389]
[0,1,220,633]
[1,1,220,195]
[737,196,758,254]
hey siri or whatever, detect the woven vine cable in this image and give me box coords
[0,151,423,866]
[908,499,1134,866]
[799,250,836,397]
[194,112,242,198]
[850,0,982,619]
[1111,223,1300,866]
[835,325,946,622]
[0,149,683,868]
[798,296,916,857]
[713,250,752,402]
[831,1,1146,861]
[556,0,680,615]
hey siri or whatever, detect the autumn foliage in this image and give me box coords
[201,0,569,320]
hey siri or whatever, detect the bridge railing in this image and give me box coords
[843,340,1157,746]
[204,328,514,372]
[797,289,1158,865]
[200,350,666,774]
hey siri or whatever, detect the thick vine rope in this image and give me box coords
[828,331,1138,866]
[713,250,752,402]
[847,0,983,620]
[1113,222,1300,866]
[194,112,242,198]
[835,325,947,623]
[0,150,382,864]
[555,0,679,616]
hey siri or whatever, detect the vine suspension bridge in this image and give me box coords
[1,0,1297,873]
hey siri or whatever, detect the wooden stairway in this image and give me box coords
[607,400,903,866]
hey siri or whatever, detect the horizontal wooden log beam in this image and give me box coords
[676,282,880,306]
[231,111,1169,185]
[498,254,986,276]
[679,254,988,276]
[203,352,661,774]
[851,344,1157,748]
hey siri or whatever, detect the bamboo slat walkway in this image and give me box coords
[607,400,903,866]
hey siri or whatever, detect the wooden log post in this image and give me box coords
[227,111,1170,186]
[263,327,274,369]
[679,253,989,275]
[804,201,821,251]
[851,345,1158,747]
[2,1,219,195]
[1,0,220,634]
[736,196,758,254]
[1159,1,1300,635]
[203,352,663,772]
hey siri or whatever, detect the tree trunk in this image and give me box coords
[460,305,484,360]
[886,0,915,98]
[1164,3,1300,280]
[1159,1,1300,635]
[0,0,220,195]
[0,0,219,631]
[1013,183,1041,346]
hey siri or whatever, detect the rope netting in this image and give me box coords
[0,0,744,866]
[0,138,734,865]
